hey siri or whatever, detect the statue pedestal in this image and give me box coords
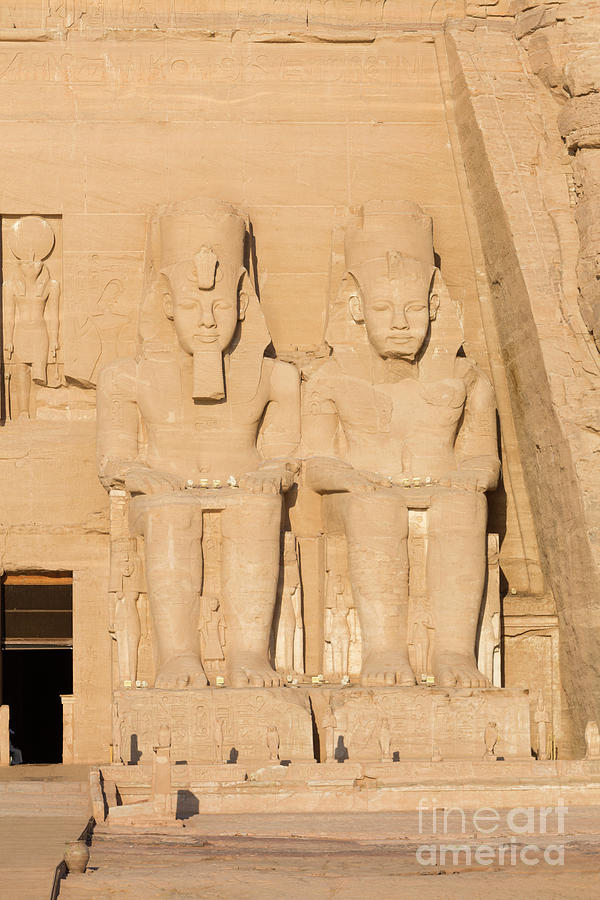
[114,684,530,770]
[308,686,531,762]
[113,687,315,766]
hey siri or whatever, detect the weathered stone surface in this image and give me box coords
[447,23,600,752]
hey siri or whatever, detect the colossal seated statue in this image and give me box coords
[97,199,300,690]
[302,201,500,689]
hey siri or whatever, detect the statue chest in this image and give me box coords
[334,376,466,440]
[135,361,268,431]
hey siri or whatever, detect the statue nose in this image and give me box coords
[392,310,409,329]
[198,307,216,328]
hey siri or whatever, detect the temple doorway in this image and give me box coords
[0,575,73,764]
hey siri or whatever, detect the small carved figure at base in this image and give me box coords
[152,724,172,818]
[267,725,280,761]
[379,717,392,761]
[483,721,498,760]
[322,707,337,762]
[534,690,551,761]
[585,721,600,760]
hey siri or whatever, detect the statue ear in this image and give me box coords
[344,272,364,324]
[237,269,252,321]
[159,273,174,320]
[429,268,441,321]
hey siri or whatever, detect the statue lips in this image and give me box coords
[194,331,219,346]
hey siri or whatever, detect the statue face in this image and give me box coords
[350,258,436,361]
[164,261,244,356]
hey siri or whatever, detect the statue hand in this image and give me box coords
[257,458,300,493]
[439,469,493,492]
[239,470,283,495]
[360,470,394,492]
[303,457,392,494]
[123,465,182,495]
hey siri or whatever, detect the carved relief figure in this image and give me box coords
[534,690,551,761]
[410,618,432,683]
[109,537,144,687]
[267,725,280,761]
[324,573,354,679]
[585,721,600,760]
[484,721,498,760]
[274,532,304,677]
[97,199,300,689]
[3,216,60,419]
[67,278,130,388]
[379,717,392,761]
[199,596,226,673]
[322,706,337,762]
[303,202,500,688]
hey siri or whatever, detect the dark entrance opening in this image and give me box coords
[0,576,73,764]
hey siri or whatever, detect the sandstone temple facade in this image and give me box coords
[0,0,599,786]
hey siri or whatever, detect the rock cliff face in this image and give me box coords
[447,10,600,752]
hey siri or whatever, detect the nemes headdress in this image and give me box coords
[138,199,271,403]
[325,201,463,379]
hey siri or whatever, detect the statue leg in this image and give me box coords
[137,499,207,689]
[340,490,415,686]
[12,363,31,419]
[221,492,283,688]
[428,487,489,688]
[276,594,296,676]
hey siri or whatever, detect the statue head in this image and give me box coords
[342,202,438,362]
[158,200,251,399]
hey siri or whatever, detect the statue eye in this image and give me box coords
[371,302,389,312]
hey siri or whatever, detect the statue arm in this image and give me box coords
[96,361,141,491]
[46,279,60,357]
[301,387,392,494]
[3,281,15,355]
[300,369,368,493]
[261,359,301,458]
[241,360,301,493]
[454,365,500,491]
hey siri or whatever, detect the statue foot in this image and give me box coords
[227,652,283,688]
[360,651,416,687]
[155,655,208,689]
[433,651,489,688]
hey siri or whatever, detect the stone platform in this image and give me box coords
[95,759,600,820]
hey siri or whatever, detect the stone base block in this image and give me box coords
[113,687,315,766]
[96,759,600,821]
[308,686,531,761]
